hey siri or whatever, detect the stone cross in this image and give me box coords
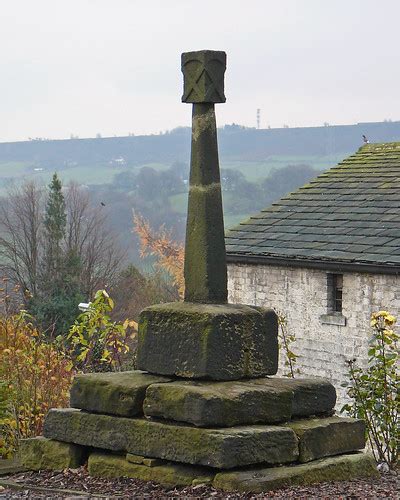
[181,50,227,303]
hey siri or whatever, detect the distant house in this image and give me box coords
[226,142,400,406]
[109,157,126,167]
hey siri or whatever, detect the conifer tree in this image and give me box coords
[29,174,84,335]
[43,173,67,282]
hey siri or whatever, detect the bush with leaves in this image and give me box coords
[342,310,399,468]
[0,380,17,458]
[0,309,74,458]
[68,290,135,372]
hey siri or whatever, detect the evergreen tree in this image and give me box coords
[29,174,84,335]
[43,173,67,282]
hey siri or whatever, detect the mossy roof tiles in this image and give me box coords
[226,143,400,270]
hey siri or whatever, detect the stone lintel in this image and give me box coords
[43,408,298,469]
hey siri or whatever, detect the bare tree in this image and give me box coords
[0,179,125,306]
[0,181,44,296]
[64,183,125,297]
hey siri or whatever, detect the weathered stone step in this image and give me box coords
[19,437,86,471]
[213,452,378,492]
[137,302,278,380]
[43,408,298,469]
[70,370,172,417]
[144,377,336,427]
[286,416,365,462]
[88,452,214,487]
[262,377,337,417]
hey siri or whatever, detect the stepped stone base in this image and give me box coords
[19,437,86,471]
[70,370,172,417]
[20,439,377,492]
[22,373,373,493]
[144,377,336,427]
[137,302,278,379]
[89,452,214,487]
[43,408,298,469]
[213,453,378,492]
[68,371,336,427]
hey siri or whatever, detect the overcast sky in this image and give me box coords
[1,0,400,142]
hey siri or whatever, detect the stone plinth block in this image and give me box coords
[213,453,378,493]
[70,370,172,417]
[43,408,298,469]
[19,437,85,471]
[89,452,214,487]
[286,416,365,463]
[181,50,226,103]
[144,379,292,427]
[144,377,336,427]
[136,302,278,380]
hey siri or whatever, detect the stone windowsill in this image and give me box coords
[319,313,347,327]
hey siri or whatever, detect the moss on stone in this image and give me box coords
[213,453,378,493]
[144,379,292,427]
[70,370,172,417]
[137,302,278,380]
[19,437,86,471]
[286,416,365,462]
[89,452,214,487]
[126,453,164,467]
[43,408,299,469]
[256,377,336,417]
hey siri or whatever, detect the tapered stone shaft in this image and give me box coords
[182,50,227,303]
[184,103,227,303]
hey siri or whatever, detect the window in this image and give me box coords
[320,273,346,326]
[327,273,343,314]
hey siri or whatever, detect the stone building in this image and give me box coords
[226,142,400,406]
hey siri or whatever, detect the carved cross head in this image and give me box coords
[181,50,226,104]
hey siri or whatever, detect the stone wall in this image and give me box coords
[228,262,400,408]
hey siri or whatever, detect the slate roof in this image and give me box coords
[226,142,400,272]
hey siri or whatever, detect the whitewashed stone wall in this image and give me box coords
[228,262,400,408]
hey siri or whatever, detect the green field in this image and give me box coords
[220,153,350,182]
[0,161,172,194]
[0,154,349,191]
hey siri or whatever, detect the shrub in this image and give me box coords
[0,310,74,457]
[67,290,135,372]
[342,310,399,468]
[275,310,300,378]
[0,380,17,458]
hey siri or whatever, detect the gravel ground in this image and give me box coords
[0,467,399,499]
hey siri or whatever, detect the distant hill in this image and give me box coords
[1,120,400,168]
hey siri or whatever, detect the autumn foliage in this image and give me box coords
[0,286,136,458]
[133,212,184,298]
[0,288,74,458]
